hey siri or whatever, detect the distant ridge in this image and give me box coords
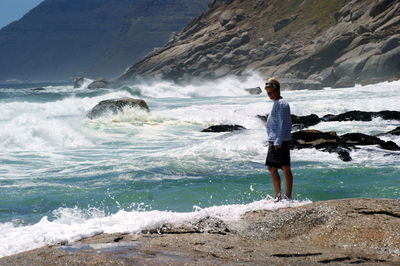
[0,0,208,82]
[119,0,400,88]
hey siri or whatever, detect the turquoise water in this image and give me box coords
[0,77,399,256]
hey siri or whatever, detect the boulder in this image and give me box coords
[280,79,324,90]
[291,130,352,161]
[244,87,262,95]
[219,10,233,26]
[227,37,242,48]
[257,114,321,129]
[201,125,246,132]
[381,35,400,53]
[291,114,321,129]
[332,76,355,88]
[273,15,298,32]
[369,0,396,17]
[292,130,339,145]
[74,77,89,88]
[87,97,150,119]
[384,126,400,136]
[359,46,400,85]
[324,110,400,122]
[340,133,400,151]
[87,78,109,89]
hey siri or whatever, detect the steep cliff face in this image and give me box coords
[119,0,400,88]
[0,0,207,82]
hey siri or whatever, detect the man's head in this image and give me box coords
[265,77,281,100]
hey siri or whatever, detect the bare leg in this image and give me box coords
[268,166,281,198]
[282,165,293,199]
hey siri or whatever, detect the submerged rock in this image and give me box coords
[87,97,150,119]
[201,125,246,132]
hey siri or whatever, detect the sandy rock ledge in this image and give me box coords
[1,198,399,265]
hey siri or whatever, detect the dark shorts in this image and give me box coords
[265,141,291,169]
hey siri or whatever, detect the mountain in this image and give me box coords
[0,0,208,83]
[118,0,400,88]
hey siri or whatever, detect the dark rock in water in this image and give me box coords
[256,114,268,123]
[292,130,339,145]
[291,130,353,161]
[244,87,261,95]
[87,78,109,89]
[258,114,321,129]
[321,114,335,121]
[292,114,320,129]
[341,133,400,151]
[325,110,400,122]
[32,87,45,91]
[337,149,352,162]
[87,97,150,119]
[383,126,400,136]
[201,125,246,132]
[74,77,86,88]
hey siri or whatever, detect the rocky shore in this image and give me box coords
[1,198,399,265]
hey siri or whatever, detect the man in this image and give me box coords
[264,77,293,202]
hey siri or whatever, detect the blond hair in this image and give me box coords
[265,77,281,92]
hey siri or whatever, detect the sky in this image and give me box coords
[0,0,43,29]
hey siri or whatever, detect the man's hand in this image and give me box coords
[274,145,282,150]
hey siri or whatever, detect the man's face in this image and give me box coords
[266,87,279,100]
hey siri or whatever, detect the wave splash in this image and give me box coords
[0,198,310,258]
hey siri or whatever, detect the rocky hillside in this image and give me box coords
[119,0,400,88]
[0,0,207,82]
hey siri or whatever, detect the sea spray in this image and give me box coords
[0,198,310,258]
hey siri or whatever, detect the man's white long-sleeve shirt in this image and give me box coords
[266,98,292,146]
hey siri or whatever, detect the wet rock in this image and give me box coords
[201,125,246,132]
[383,126,400,136]
[32,87,45,91]
[87,78,109,89]
[324,110,400,122]
[73,77,89,88]
[257,114,321,129]
[87,97,150,119]
[244,87,261,95]
[292,114,321,129]
[291,130,353,161]
[292,130,339,145]
[341,133,400,151]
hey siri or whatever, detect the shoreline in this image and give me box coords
[1,198,399,265]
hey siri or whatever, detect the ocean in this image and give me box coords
[0,75,399,257]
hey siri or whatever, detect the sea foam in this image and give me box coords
[0,199,310,258]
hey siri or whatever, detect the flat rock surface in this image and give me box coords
[1,198,399,265]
